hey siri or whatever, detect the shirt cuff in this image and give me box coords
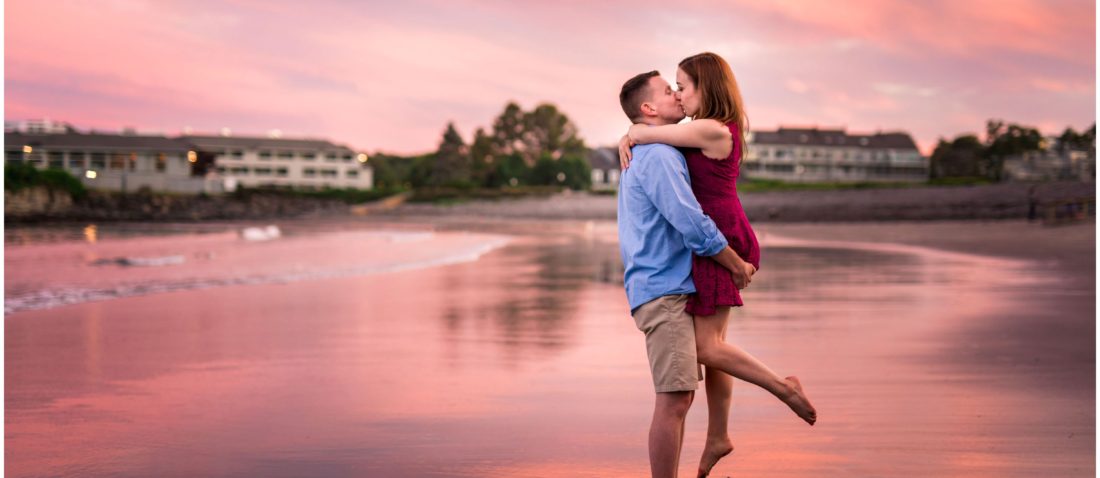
[698,233,728,257]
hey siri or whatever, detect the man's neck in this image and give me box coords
[638,117,675,127]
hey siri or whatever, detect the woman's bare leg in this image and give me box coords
[698,312,734,478]
[694,306,817,425]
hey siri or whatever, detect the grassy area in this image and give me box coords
[737,177,992,193]
[231,185,408,204]
[5,163,88,199]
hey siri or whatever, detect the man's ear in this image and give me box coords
[639,101,656,117]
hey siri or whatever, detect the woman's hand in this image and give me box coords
[618,134,635,170]
[627,123,649,143]
[731,261,757,290]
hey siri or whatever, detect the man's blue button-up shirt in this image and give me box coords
[617,143,728,313]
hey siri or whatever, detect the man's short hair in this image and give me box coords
[620,70,659,123]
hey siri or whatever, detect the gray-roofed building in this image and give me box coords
[186,135,372,190]
[4,131,224,194]
[587,146,620,191]
[744,127,928,183]
[1003,147,1094,182]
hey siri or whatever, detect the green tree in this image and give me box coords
[983,120,1042,180]
[522,103,587,164]
[930,134,985,179]
[488,101,588,167]
[557,154,592,190]
[427,122,471,187]
[1057,124,1096,153]
[408,155,435,189]
[491,102,527,160]
[468,127,495,187]
[487,153,530,187]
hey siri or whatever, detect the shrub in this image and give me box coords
[5,163,87,199]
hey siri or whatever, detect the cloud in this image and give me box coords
[4,0,1094,154]
[873,83,939,98]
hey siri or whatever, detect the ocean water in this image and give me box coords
[4,219,1094,477]
[5,223,509,315]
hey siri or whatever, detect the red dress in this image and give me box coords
[683,122,761,317]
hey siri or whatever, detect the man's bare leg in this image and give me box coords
[695,307,817,425]
[650,391,694,478]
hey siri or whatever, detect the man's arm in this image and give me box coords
[710,247,755,289]
[636,147,754,288]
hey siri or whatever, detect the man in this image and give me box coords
[617,70,756,478]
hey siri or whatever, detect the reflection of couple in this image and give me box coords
[617,52,817,478]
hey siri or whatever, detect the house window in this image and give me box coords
[109,153,127,170]
[231,167,249,175]
[5,150,23,163]
[346,169,359,178]
[303,168,317,177]
[231,150,244,159]
[591,169,604,184]
[325,153,338,161]
[254,167,273,176]
[48,152,65,169]
[259,151,272,160]
[129,153,138,171]
[156,153,167,172]
[301,153,316,161]
[320,169,338,177]
[277,151,293,161]
[342,154,353,162]
[69,152,87,169]
[276,167,288,177]
[91,153,107,169]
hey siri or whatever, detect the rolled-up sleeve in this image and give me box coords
[637,148,727,257]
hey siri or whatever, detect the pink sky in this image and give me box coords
[5,0,1096,155]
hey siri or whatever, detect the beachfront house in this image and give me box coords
[186,135,373,191]
[587,146,620,191]
[1003,147,1095,182]
[744,127,928,183]
[4,129,224,194]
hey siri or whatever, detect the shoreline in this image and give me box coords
[6,180,1094,224]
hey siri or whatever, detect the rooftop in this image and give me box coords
[5,131,191,152]
[752,127,919,150]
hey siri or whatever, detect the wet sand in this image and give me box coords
[5,219,1095,477]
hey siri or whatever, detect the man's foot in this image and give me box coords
[780,376,817,425]
[696,437,734,478]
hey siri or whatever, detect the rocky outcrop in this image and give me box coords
[5,187,74,218]
[5,190,350,223]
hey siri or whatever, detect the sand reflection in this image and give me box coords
[5,223,1093,477]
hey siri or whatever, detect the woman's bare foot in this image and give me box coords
[696,437,734,478]
[781,376,817,425]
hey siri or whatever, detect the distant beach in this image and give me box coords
[381,181,1094,222]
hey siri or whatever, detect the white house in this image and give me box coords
[186,135,373,190]
[744,127,928,183]
[587,146,620,191]
[4,130,223,194]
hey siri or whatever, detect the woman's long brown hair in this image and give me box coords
[678,52,749,146]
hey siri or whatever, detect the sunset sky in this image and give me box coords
[5,0,1096,154]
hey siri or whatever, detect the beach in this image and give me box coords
[4,216,1095,477]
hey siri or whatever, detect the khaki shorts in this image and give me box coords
[632,294,703,393]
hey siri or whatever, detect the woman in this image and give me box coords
[619,52,817,478]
